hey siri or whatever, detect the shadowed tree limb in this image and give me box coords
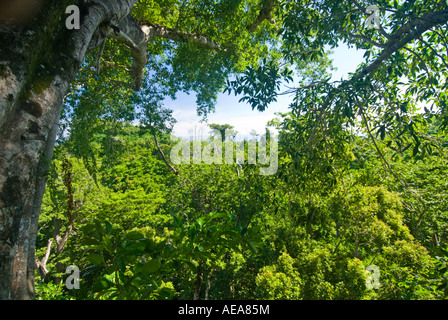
[247,0,276,32]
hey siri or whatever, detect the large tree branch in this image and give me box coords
[108,15,222,90]
[247,0,276,32]
[355,9,448,80]
[140,23,221,50]
[291,9,448,163]
[35,238,52,280]
[53,219,73,256]
[107,15,149,90]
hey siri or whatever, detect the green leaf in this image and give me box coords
[87,253,104,265]
[105,221,113,234]
[141,259,161,274]
[209,212,228,220]
[196,218,204,228]
[181,259,198,272]
[82,237,100,246]
[92,277,112,292]
[248,241,258,253]
[88,244,105,251]
[125,231,145,240]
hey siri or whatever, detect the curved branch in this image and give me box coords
[153,134,179,175]
[108,15,149,90]
[140,23,221,50]
[35,239,52,280]
[109,15,222,90]
[247,0,275,32]
[355,9,448,80]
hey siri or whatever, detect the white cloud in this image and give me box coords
[169,44,367,139]
[171,103,285,139]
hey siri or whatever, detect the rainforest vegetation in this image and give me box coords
[34,111,448,300]
[1,0,448,300]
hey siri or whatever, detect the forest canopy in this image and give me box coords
[0,0,448,301]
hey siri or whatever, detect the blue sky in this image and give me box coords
[167,44,366,139]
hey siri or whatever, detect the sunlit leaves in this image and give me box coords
[224,58,293,111]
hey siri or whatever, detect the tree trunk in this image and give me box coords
[0,0,138,300]
[204,271,213,300]
[193,261,203,300]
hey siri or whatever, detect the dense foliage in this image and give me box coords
[31,0,448,300]
[34,120,448,300]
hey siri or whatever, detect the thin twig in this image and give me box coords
[153,134,179,175]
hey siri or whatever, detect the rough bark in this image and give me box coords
[193,261,204,300]
[0,0,288,300]
[0,0,139,300]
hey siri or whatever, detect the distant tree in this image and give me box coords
[2,0,448,300]
[0,0,280,299]
[209,123,238,142]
